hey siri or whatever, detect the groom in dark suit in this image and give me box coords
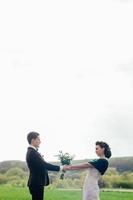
[26,131,63,200]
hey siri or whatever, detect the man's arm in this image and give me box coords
[30,151,61,171]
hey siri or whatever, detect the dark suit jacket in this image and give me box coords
[26,147,60,187]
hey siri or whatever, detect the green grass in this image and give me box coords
[0,186,133,200]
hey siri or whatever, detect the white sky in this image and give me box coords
[0,0,133,162]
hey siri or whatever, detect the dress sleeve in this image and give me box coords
[88,159,108,175]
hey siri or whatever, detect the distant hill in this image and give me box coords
[109,157,133,172]
[0,160,28,173]
[0,156,133,173]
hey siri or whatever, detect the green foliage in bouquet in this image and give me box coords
[57,151,74,165]
[56,151,74,179]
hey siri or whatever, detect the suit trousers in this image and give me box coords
[29,186,44,200]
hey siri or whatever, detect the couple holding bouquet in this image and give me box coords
[26,132,111,200]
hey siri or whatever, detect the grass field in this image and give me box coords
[0,186,133,200]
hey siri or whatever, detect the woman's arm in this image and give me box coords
[63,163,93,171]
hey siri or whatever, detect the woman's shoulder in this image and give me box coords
[88,158,109,175]
[99,158,109,162]
[98,158,109,165]
[89,158,108,162]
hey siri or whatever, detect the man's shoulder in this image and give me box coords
[26,147,36,156]
[27,147,36,152]
[26,147,37,162]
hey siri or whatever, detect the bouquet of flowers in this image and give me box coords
[56,150,74,179]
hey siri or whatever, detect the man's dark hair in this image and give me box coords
[27,131,40,144]
[96,141,112,158]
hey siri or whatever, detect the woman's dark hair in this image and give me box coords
[27,131,40,144]
[96,141,112,158]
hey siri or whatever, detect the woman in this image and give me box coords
[64,141,111,200]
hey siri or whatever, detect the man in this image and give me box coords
[26,131,64,200]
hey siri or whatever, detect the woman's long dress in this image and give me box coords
[83,167,101,200]
[83,158,109,200]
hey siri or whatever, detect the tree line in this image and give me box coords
[0,157,133,189]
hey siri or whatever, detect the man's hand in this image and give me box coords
[60,165,66,172]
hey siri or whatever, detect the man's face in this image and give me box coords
[31,136,41,148]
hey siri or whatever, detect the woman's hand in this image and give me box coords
[62,165,72,171]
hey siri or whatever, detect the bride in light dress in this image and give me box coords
[64,141,111,200]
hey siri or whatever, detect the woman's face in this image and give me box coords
[95,145,105,157]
